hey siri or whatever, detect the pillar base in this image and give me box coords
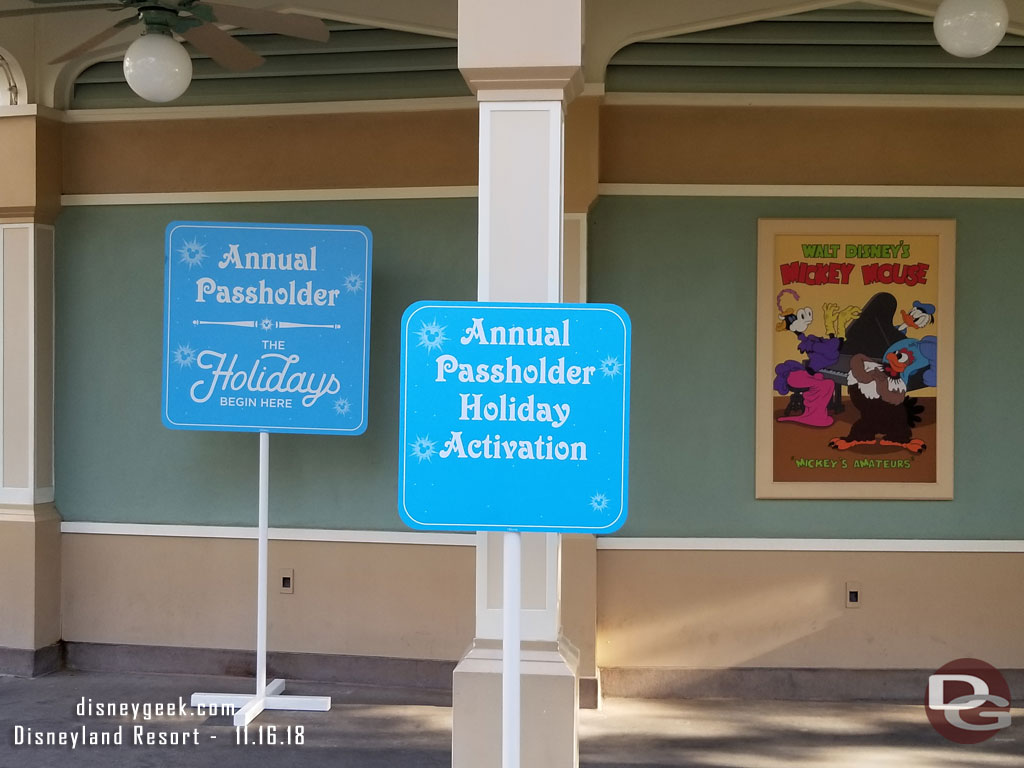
[0,505,61,658]
[453,637,579,768]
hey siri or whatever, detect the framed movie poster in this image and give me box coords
[756,219,955,500]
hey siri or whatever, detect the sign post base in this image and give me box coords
[191,681,331,727]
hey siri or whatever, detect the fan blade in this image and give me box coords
[48,15,136,64]
[181,21,264,72]
[0,3,121,19]
[204,2,329,43]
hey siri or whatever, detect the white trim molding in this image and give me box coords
[60,521,475,546]
[0,486,54,506]
[61,186,479,207]
[602,92,1024,110]
[598,183,1024,199]
[60,97,478,123]
[57,523,1024,552]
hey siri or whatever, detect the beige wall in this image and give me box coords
[57,536,1024,674]
[0,115,61,221]
[597,550,1024,670]
[62,534,475,660]
[601,105,1024,186]
[0,520,40,648]
[32,510,61,647]
[0,510,60,650]
[63,111,478,195]
[0,116,37,217]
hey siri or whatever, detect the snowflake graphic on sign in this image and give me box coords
[600,356,623,377]
[173,343,197,368]
[178,239,207,269]
[410,435,437,462]
[344,273,364,293]
[416,320,447,352]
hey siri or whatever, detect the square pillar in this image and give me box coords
[0,222,61,674]
[0,112,63,676]
[454,1,585,763]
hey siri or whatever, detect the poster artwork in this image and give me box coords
[756,219,954,500]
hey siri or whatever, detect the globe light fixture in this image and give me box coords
[934,0,1008,58]
[123,30,193,102]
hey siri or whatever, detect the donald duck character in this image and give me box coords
[897,300,935,335]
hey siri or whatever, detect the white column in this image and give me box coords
[0,224,55,508]
[474,97,566,647]
[453,1,583,761]
[453,0,584,762]
[453,92,579,768]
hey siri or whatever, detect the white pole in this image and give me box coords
[502,530,521,768]
[256,431,269,696]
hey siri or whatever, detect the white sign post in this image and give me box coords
[503,530,521,768]
[191,433,331,726]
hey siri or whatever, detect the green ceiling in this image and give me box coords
[71,9,1024,108]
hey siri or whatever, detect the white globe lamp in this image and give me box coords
[934,0,1008,58]
[123,31,193,102]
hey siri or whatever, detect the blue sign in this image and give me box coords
[162,221,371,434]
[398,301,630,533]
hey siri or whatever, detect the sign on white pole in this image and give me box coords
[398,300,631,766]
[162,221,372,726]
[398,301,631,533]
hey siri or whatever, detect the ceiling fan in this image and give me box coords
[3,0,330,101]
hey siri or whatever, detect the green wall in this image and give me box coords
[55,199,477,529]
[55,195,1024,538]
[589,195,1024,539]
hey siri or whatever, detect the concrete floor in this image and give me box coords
[1,671,1021,768]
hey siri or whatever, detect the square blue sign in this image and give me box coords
[398,301,631,533]
[162,221,372,434]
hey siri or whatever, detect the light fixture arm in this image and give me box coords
[0,54,17,106]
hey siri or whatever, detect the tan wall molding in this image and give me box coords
[601,105,1024,187]
[0,505,60,523]
[63,110,479,196]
